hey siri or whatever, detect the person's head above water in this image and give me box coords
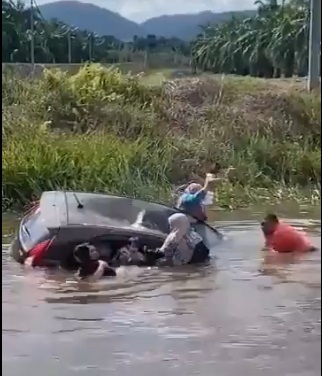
[73,243,100,264]
[168,213,190,235]
[261,214,279,236]
[261,213,316,253]
[161,212,207,266]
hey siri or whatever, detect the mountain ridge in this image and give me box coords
[141,9,256,40]
[38,1,256,41]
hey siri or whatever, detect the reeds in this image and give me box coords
[2,64,321,210]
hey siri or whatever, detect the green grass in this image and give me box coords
[2,64,321,210]
[3,131,174,207]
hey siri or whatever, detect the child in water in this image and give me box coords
[73,243,116,281]
[261,214,317,253]
[112,237,146,266]
[24,242,117,282]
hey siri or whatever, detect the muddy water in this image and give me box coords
[2,205,321,376]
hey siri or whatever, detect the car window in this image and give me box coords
[21,207,51,250]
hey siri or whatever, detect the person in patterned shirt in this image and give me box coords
[155,213,210,266]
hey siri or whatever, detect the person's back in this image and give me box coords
[267,223,313,253]
[156,213,210,266]
[177,165,234,221]
[261,214,316,253]
[179,184,207,221]
[179,190,207,221]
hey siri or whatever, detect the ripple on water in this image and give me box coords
[2,215,321,376]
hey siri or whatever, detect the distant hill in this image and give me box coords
[142,10,256,40]
[38,1,256,41]
[38,1,146,40]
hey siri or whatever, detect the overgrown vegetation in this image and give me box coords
[192,0,314,77]
[2,0,190,64]
[2,0,318,80]
[2,64,321,210]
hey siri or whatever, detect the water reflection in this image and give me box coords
[2,212,321,376]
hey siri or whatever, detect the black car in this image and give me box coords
[9,191,222,267]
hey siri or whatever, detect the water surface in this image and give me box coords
[2,205,321,376]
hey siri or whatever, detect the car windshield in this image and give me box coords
[21,206,51,250]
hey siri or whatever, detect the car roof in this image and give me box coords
[40,190,177,233]
[38,191,222,249]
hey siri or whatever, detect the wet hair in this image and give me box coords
[264,214,279,223]
[261,214,279,236]
[73,243,99,264]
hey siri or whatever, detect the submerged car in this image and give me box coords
[9,191,222,267]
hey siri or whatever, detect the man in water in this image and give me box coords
[261,214,317,253]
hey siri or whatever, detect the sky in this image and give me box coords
[33,0,257,23]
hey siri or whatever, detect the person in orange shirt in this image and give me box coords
[261,214,317,253]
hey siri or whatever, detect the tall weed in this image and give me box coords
[2,64,321,209]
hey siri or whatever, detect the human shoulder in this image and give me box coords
[181,190,206,204]
[180,192,194,203]
[272,223,303,252]
[279,223,305,239]
[275,222,294,235]
[187,229,203,247]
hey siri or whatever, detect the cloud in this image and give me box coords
[36,0,256,22]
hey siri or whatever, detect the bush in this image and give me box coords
[2,129,174,209]
[2,64,321,210]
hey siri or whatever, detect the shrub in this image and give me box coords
[2,65,321,209]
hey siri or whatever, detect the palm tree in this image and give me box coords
[192,0,310,77]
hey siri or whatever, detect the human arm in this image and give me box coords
[156,233,179,265]
[75,261,116,282]
[207,167,236,184]
[175,174,209,195]
[101,262,117,277]
[182,175,213,204]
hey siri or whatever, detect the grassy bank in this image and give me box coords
[2,64,321,211]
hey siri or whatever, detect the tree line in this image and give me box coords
[192,0,315,77]
[2,0,190,64]
[2,0,318,78]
